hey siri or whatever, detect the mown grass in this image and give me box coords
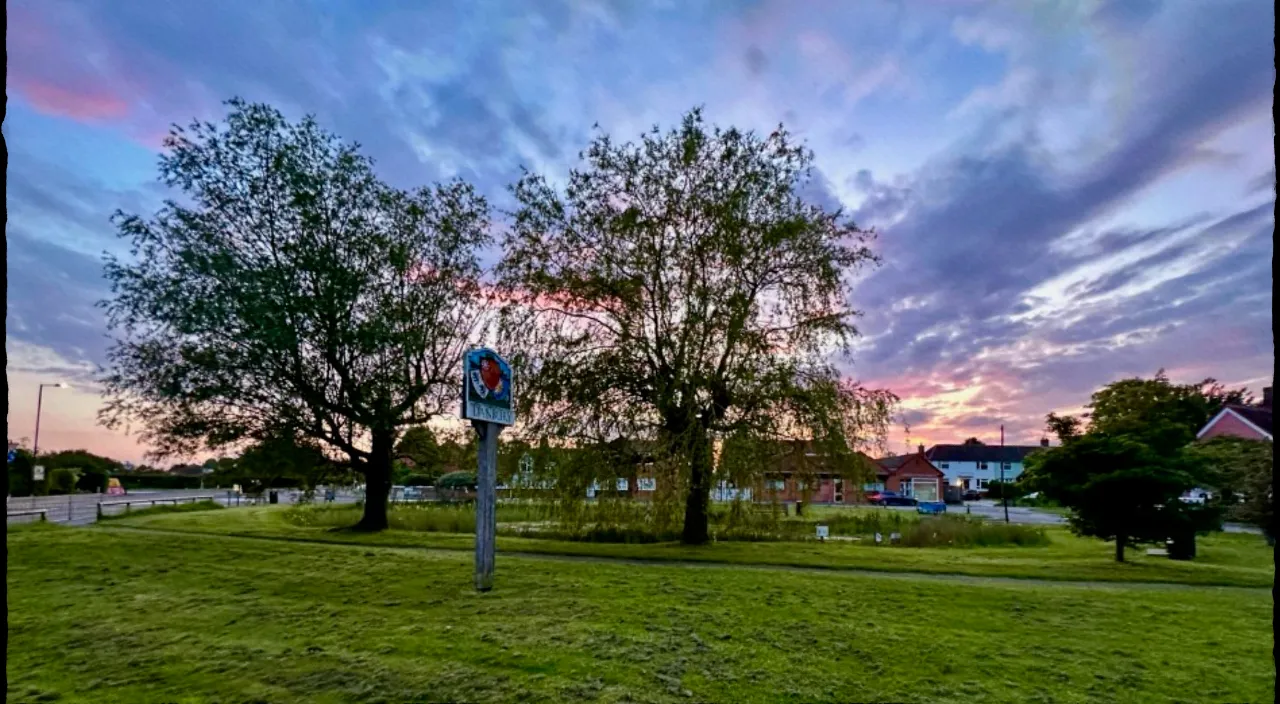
[7,523,1274,703]
[113,506,1275,588]
[97,499,225,522]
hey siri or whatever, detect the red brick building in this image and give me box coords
[757,444,946,504]
[1196,387,1272,442]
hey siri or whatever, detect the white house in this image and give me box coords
[923,440,1050,492]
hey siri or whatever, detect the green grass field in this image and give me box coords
[113,505,1275,588]
[7,518,1274,703]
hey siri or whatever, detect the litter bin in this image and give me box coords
[269,490,279,505]
[1166,531,1196,560]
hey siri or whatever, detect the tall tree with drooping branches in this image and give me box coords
[498,108,896,544]
[99,99,491,530]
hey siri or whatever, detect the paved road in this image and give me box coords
[6,488,360,526]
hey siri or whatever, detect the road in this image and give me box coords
[7,492,1264,535]
[6,488,360,526]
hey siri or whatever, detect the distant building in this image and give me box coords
[924,439,1049,492]
[1196,387,1272,442]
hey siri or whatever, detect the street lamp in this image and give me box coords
[33,382,69,456]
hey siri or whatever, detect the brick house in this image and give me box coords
[1196,387,1272,442]
[757,443,946,504]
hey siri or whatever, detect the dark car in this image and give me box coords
[876,491,918,507]
[962,490,986,501]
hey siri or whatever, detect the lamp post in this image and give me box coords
[33,382,69,456]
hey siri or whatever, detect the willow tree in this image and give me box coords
[99,99,490,530]
[499,108,895,544]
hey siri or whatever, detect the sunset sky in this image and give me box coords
[6,0,1274,464]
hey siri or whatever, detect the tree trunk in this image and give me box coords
[355,429,394,531]
[1114,534,1126,563]
[681,430,713,545]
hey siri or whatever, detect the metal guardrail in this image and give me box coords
[97,495,217,518]
[7,508,49,522]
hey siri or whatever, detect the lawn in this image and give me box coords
[112,505,1276,588]
[6,522,1274,703]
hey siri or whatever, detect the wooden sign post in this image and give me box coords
[461,348,515,592]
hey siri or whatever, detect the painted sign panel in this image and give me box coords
[461,348,515,426]
[33,465,45,481]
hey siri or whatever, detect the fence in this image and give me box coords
[96,495,217,519]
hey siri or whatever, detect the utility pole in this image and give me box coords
[1001,424,1009,523]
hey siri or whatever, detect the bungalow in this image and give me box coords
[759,443,946,504]
[1196,387,1272,442]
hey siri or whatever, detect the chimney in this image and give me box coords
[1263,387,1272,408]
[917,443,925,455]
[1040,437,1050,447]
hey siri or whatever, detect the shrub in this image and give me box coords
[438,471,477,490]
[401,473,437,487]
[47,468,80,495]
[985,480,1026,501]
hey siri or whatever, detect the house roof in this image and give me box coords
[924,444,1046,463]
[1198,404,1273,440]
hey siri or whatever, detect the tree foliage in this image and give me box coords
[98,99,491,530]
[394,426,443,480]
[1187,436,1273,539]
[497,108,895,543]
[1025,373,1237,562]
[1058,370,1250,448]
[223,433,340,494]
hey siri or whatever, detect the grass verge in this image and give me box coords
[97,499,225,522]
[110,506,1275,588]
[7,523,1274,703]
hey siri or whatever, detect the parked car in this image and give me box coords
[962,489,986,501]
[917,501,947,515]
[863,489,885,503]
[876,491,918,507]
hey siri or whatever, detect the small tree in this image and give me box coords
[395,426,443,482]
[498,108,895,544]
[98,99,491,531]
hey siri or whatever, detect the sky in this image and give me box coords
[5,0,1275,464]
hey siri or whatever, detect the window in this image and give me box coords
[637,477,656,491]
[939,462,950,469]
[769,480,786,491]
[1001,462,1012,470]
[977,461,989,470]
[616,478,629,491]
[900,480,913,497]
[863,482,885,491]
[974,478,988,489]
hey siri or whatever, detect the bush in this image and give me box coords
[401,473,437,487]
[985,481,1026,501]
[437,471,477,490]
[47,468,80,495]
[75,468,110,494]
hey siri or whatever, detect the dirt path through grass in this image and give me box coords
[97,524,1270,593]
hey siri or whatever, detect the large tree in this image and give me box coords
[1065,370,1250,443]
[99,99,491,530]
[498,108,895,544]
[1022,430,1218,561]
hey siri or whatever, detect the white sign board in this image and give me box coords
[816,524,829,540]
[33,465,45,481]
